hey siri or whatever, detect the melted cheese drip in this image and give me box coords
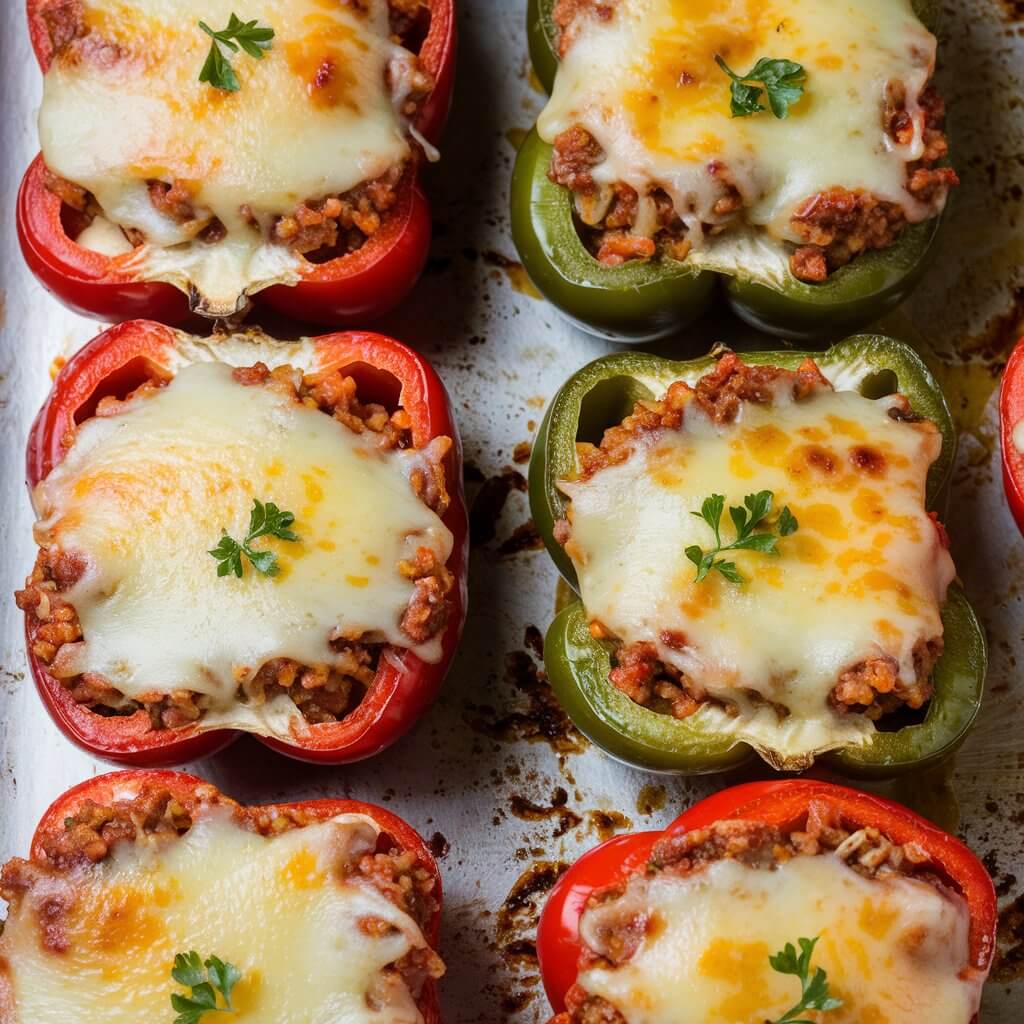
[538,0,939,249]
[0,810,434,1023]
[561,386,954,761]
[577,855,982,1024]
[39,0,419,313]
[32,362,453,738]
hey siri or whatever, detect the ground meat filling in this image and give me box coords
[553,808,950,1024]
[557,354,945,726]
[15,363,455,730]
[0,785,444,996]
[39,0,435,260]
[548,7,956,281]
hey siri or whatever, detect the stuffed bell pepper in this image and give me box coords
[1000,337,1024,536]
[513,0,954,342]
[18,0,456,324]
[538,780,996,1024]
[0,770,444,1023]
[529,337,985,774]
[16,321,468,766]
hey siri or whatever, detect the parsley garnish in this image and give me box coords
[685,490,798,585]
[198,13,275,93]
[768,937,843,1024]
[209,499,299,578]
[170,951,242,1024]
[714,55,806,119]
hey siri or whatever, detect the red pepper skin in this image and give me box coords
[0,770,444,1024]
[18,0,456,327]
[23,321,468,767]
[1000,337,1024,535]
[537,780,997,1022]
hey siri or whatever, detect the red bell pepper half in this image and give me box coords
[0,769,444,1024]
[537,780,997,1023]
[1000,337,1024,535]
[23,320,468,767]
[18,0,457,326]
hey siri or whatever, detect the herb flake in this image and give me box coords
[170,951,242,1024]
[714,55,806,119]
[686,490,798,586]
[768,936,843,1024]
[198,13,275,92]
[209,499,300,579]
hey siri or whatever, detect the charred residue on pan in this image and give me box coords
[994,891,1024,983]
[509,786,583,838]
[469,467,527,546]
[482,249,542,299]
[467,465,544,556]
[428,831,450,860]
[495,859,571,1009]
[465,626,587,755]
[586,809,633,843]
[637,784,668,816]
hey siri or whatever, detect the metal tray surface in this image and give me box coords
[2,2,1024,1021]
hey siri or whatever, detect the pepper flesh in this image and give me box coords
[999,336,1024,535]
[17,0,456,327]
[529,336,985,776]
[517,0,946,344]
[537,779,996,1021]
[23,321,469,767]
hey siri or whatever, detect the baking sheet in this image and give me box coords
[2,2,1024,1021]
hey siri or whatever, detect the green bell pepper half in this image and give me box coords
[529,335,985,776]
[518,0,946,344]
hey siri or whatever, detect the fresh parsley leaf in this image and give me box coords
[688,490,799,585]
[209,499,300,579]
[714,560,744,585]
[247,499,299,544]
[731,532,779,554]
[778,506,799,537]
[198,13,275,92]
[768,936,843,1024]
[172,951,207,990]
[170,952,243,1023]
[715,55,807,119]
[204,955,241,1011]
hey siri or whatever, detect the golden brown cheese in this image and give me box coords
[560,381,953,762]
[0,810,436,1023]
[576,854,983,1024]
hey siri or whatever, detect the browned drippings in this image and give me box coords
[469,468,527,546]
[465,635,587,755]
[497,520,545,556]
[994,892,1024,982]
[637,784,668,816]
[497,860,570,944]
[509,787,583,838]
[586,809,632,843]
[428,832,450,860]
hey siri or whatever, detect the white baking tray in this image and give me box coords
[2,2,1024,1020]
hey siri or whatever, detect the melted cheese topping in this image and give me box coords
[560,384,954,762]
[538,0,939,251]
[577,855,982,1024]
[32,361,453,738]
[39,0,420,313]
[0,810,435,1023]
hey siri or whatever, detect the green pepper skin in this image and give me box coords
[511,130,717,343]
[519,0,946,344]
[529,336,984,776]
